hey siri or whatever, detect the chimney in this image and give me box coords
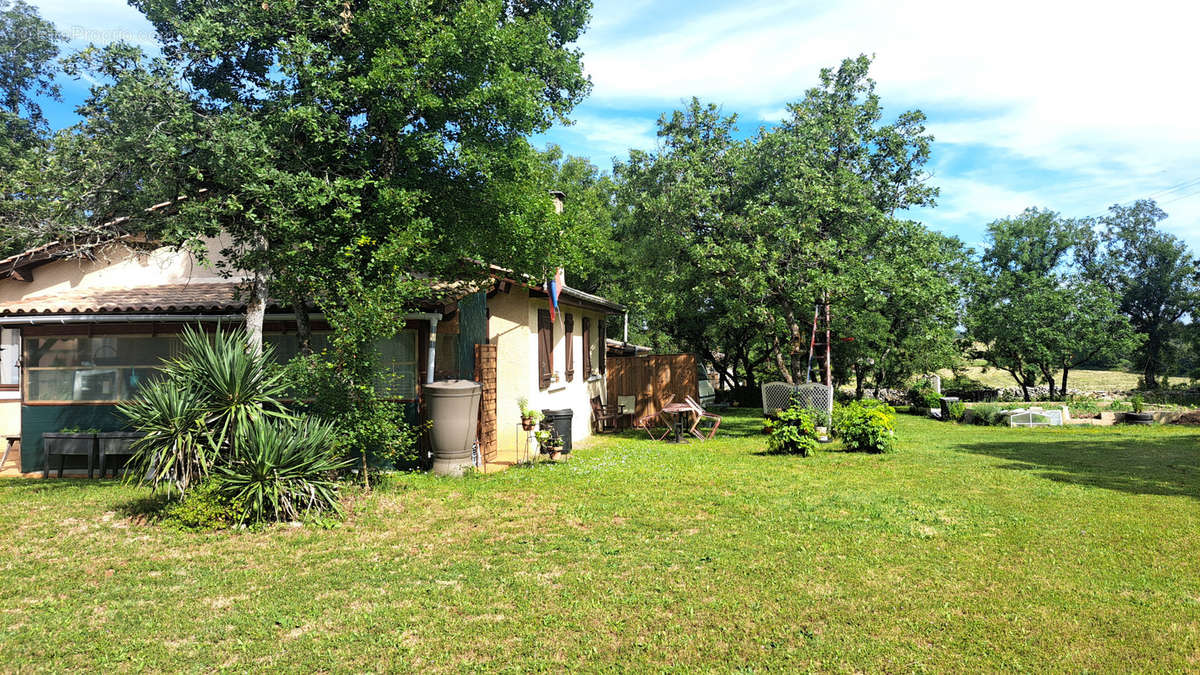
[549,190,566,214]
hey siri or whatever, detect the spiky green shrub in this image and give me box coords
[214,417,350,523]
[121,325,348,524]
[118,378,212,494]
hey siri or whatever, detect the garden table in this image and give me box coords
[659,402,695,443]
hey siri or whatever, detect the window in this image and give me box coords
[376,329,419,400]
[23,335,181,403]
[582,317,592,376]
[0,329,18,388]
[564,313,574,382]
[265,333,330,362]
[538,309,553,389]
[434,333,459,380]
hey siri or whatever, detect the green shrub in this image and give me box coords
[214,417,351,524]
[161,480,245,532]
[947,401,967,422]
[285,351,425,472]
[1108,400,1128,412]
[971,403,1018,426]
[1131,394,1145,414]
[838,400,897,453]
[906,384,941,409]
[1068,397,1101,416]
[766,405,819,457]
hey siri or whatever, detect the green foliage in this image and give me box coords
[766,405,819,457]
[0,0,63,255]
[1108,400,1128,412]
[1068,397,1101,416]
[517,397,544,425]
[213,417,350,524]
[1084,200,1200,389]
[966,208,1140,401]
[120,325,348,524]
[609,56,956,392]
[947,401,967,422]
[118,377,215,495]
[161,480,246,532]
[1130,394,1145,414]
[286,333,425,474]
[836,400,897,453]
[906,383,941,409]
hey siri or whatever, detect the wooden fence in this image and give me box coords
[474,344,497,463]
[606,354,698,420]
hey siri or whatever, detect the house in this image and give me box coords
[0,219,623,476]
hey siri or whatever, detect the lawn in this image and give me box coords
[936,365,1188,392]
[1,411,1198,671]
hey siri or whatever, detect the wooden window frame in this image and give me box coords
[537,309,553,390]
[582,316,592,376]
[564,313,575,382]
[599,319,607,375]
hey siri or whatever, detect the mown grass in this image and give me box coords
[937,365,1188,391]
[1,411,1198,671]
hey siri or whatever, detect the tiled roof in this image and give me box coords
[0,282,255,316]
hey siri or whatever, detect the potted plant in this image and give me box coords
[1124,394,1154,425]
[533,429,564,460]
[518,397,544,431]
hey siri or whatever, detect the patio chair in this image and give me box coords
[684,396,722,440]
[616,395,637,430]
[591,396,623,434]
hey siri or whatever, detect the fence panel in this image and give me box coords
[606,354,698,420]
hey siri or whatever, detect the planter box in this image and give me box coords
[98,432,144,478]
[43,433,97,479]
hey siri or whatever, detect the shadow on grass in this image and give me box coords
[954,433,1200,500]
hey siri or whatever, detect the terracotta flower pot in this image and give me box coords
[521,417,535,431]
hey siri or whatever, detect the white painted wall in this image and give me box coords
[490,286,607,454]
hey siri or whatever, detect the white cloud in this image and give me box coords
[549,113,660,160]
[581,0,1200,246]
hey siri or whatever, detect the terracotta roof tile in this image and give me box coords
[0,282,257,316]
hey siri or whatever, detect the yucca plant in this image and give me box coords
[160,326,293,454]
[117,378,211,495]
[120,324,293,498]
[213,417,351,523]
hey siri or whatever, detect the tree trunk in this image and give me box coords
[1040,366,1056,400]
[245,269,268,356]
[1142,333,1161,390]
[853,363,865,400]
[1060,367,1070,398]
[771,335,794,385]
[293,295,313,356]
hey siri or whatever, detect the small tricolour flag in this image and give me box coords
[547,267,565,322]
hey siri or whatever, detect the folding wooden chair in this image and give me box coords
[684,396,722,440]
[635,395,675,441]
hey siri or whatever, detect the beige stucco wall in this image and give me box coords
[0,236,238,304]
[490,286,608,454]
[0,399,19,438]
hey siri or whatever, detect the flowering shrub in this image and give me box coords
[766,405,820,457]
[836,400,897,453]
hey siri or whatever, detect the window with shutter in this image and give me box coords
[599,319,607,374]
[564,313,575,382]
[538,309,553,389]
[582,317,592,376]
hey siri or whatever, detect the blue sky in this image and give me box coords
[27,0,1200,251]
